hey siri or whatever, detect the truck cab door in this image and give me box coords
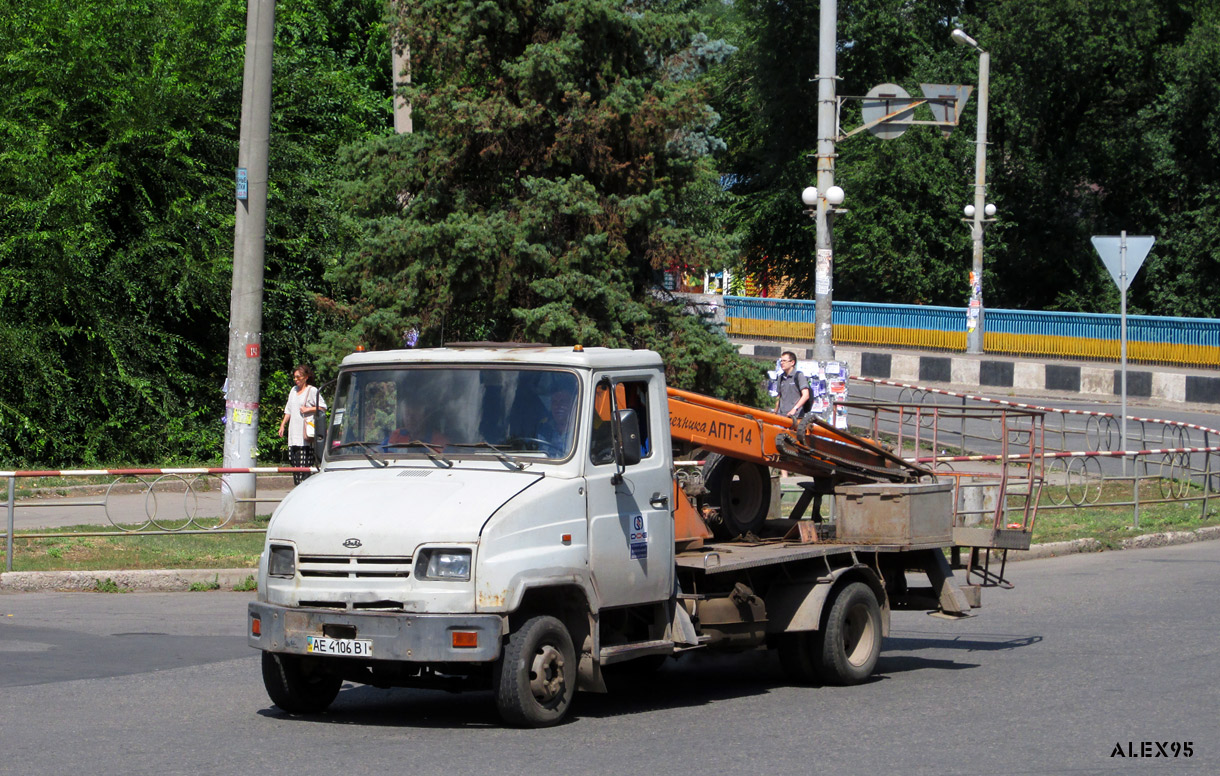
[585,374,674,609]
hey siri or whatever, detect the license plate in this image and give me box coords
[305,635,373,657]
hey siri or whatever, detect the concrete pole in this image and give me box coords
[223,0,276,522]
[390,0,413,134]
[813,0,838,361]
[966,49,989,355]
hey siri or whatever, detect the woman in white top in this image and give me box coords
[278,364,326,484]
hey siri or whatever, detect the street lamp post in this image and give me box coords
[952,28,989,355]
[811,0,839,361]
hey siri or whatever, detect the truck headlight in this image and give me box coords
[268,544,296,578]
[416,548,471,581]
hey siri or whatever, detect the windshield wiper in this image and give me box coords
[447,441,527,471]
[382,440,454,469]
[330,440,388,468]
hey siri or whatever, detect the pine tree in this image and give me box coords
[321,0,762,400]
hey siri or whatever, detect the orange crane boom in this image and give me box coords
[664,387,931,544]
[666,387,927,484]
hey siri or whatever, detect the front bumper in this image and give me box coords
[248,602,504,663]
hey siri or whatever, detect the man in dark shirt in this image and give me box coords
[773,351,811,419]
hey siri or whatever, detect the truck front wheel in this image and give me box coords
[493,615,576,727]
[261,652,342,714]
[816,582,882,685]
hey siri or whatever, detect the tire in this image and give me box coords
[261,651,342,714]
[493,615,577,727]
[702,453,772,538]
[814,582,882,685]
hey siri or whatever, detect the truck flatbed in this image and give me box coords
[676,536,951,574]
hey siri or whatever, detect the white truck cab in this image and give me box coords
[250,346,678,725]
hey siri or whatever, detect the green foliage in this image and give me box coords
[710,0,983,305]
[256,369,295,463]
[188,575,222,592]
[92,578,127,593]
[0,0,389,466]
[711,0,1218,317]
[233,574,259,592]
[322,0,762,402]
[1131,2,1220,317]
[6,0,1219,470]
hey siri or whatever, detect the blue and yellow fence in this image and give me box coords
[725,297,1220,369]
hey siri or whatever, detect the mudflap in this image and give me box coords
[915,548,977,618]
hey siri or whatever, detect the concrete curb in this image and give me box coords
[1009,538,1104,561]
[1007,524,1220,562]
[4,526,1217,592]
[1119,523,1220,550]
[0,568,257,593]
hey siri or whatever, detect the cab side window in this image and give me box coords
[590,379,651,465]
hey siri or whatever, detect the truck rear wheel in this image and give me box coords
[494,615,576,727]
[816,582,882,685]
[702,453,771,538]
[261,652,342,714]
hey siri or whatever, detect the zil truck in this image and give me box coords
[249,345,985,727]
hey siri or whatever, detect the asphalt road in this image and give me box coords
[1,541,1217,775]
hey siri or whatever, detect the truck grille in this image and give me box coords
[299,600,406,611]
[297,555,412,579]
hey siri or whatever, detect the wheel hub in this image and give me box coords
[529,644,566,702]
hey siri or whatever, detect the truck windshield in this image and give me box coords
[324,366,580,462]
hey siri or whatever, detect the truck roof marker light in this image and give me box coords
[355,345,365,352]
[452,631,478,649]
[573,344,584,352]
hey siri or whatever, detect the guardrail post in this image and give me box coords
[1132,453,1141,530]
[1204,432,1213,521]
[6,476,14,573]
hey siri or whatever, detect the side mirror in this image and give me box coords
[312,409,329,464]
[616,409,642,467]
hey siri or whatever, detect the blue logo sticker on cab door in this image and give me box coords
[629,514,647,559]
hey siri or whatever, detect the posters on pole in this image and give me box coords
[966,271,982,332]
[815,250,832,296]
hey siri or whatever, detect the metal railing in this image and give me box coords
[725,296,1220,368]
[848,378,1220,533]
[7,395,1217,575]
[2,466,304,572]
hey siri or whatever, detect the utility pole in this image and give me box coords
[390,1,412,134]
[952,29,990,355]
[223,0,276,522]
[813,0,838,361]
